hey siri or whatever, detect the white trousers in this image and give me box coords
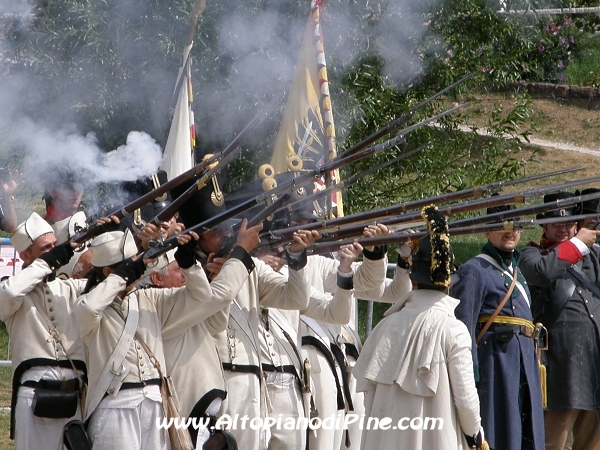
[266,376,305,450]
[303,346,345,450]
[343,357,365,450]
[88,397,169,450]
[220,371,263,450]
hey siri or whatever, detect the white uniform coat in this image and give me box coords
[215,257,310,450]
[353,290,481,450]
[163,256,256,418]
[0,258,87,450]
[75,262,216,449]
[299,254,387,450]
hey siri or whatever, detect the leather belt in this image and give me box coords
[477,317,534,338]
[119,378,162,391]
[21,378,79,391]
[477,322,533,338]
[261,364,297,376]
[222,362,261,378]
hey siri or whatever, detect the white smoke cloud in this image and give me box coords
[0,0,31,16]
[0,0,443,202]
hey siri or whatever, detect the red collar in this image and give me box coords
[44,205,76,223]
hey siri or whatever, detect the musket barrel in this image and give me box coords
[339,72,475,159]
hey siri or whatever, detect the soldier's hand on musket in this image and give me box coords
[172,231,200,270]
[83,215,121,248]
[166,221,185,238]
[259,253,286,272]
[362,223,390,252]
[236,219,263,253]
[575,226,600,248]
[206,254,227,277]
[339,242,362,273]
[137,223,162,251]
[289,229,320,253]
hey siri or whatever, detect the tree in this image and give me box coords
[5,0,592,216]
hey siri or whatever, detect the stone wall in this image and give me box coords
[511,81,600,110]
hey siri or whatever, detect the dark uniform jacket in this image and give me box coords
[520,237,600,411]
[453,242,544,450]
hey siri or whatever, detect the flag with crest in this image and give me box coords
[270,0,343,217]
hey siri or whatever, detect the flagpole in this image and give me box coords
[185,0,207,46]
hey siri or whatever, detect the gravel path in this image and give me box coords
[454,124,600,156]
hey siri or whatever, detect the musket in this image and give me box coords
[276,158,584,222]
[142,191,291,260]
[70,95,281,244]
[340,72,476,160]
[306,212,600,256]
[317,176,600,242]
[260,173,600,247]
[260,105,467,217]
[145,147,242,226]
[210,193,292,260]
[329,103,466,168]
[444,189,600,230]
[272,144,432,218]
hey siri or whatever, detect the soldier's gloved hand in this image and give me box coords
[174,231,199,269]
[114,257,146,284]
[464,428,486,449]
[39,242,75,271]
[93,215,121,236]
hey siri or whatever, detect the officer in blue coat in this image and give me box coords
[452,203,545,450]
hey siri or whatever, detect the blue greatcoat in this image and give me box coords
[452,243,544,450]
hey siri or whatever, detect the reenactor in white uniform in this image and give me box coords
[258,242,363,450]
[0,212,88,450]
[74,226,243,449]
[51,210,91,279]
[297,223,389,450]
[162,220,263,449]
[172,177,316,450]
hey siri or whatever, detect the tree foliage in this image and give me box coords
[0,0,595,215]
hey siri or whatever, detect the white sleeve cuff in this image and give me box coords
[570,237,590,255]
[337,269,353,277]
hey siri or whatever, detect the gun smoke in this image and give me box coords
[0,0,438,209]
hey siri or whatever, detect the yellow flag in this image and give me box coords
[270,0,343,217]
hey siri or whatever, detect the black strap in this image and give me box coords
[267,312,305,386]
[344,343,359,361]
[302,336,345,410]
[329,343,354,411]
[221,362,261,378]
[568,264,600,298]
[22,379,80,391]
[261,364,297,375]
[11,358,87,439]
[119,378,162,390]
[188,389,228,445]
